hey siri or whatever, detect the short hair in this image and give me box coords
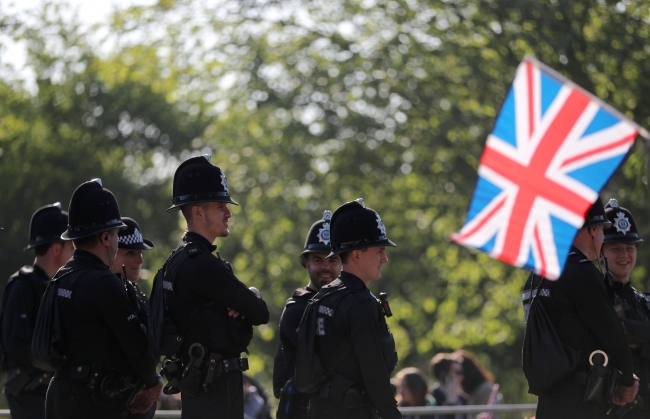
[430,352,462,382]
[339,248,368,264]
[181,202,211,227]
[394,367,429,406]
[453,350,494,393]
[73,232,102,250]
[34,243,54,257]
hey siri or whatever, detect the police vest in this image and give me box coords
[159,242,253,358]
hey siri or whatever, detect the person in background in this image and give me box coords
[394,367,435,419]
[111,217,156,419]
[452,350,498,406]
[2,203,73,419]
[430,353,468,419]
[243,375,272,419]
[273,210,342,419]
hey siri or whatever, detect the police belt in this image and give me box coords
[55,363,132,393]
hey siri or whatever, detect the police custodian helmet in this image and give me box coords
[118,217,154,250]
[582,196,612,229]
[166,154,238,212]
[327,198,396,257]
[300,210,334,257]
[603,199,643,245]
[61,179,127,240]
[24,202,69,251]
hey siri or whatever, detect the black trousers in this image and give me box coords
[6,390,47,419]
[307,396,374,419]
[537,383,609,419]
[46,376,128,419]
[181,370,244,419]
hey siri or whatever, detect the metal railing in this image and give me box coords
[0,404,538,418]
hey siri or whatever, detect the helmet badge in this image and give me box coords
[318,210,332,245]
[220,169,230,193]
[614,211,631,234]
[376,212,387,236]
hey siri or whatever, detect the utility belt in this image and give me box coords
[3,368,52,397]
[317,374,371,409]
[55,363,143,407]
[161,343,248,397]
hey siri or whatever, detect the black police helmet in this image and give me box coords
[166,154,238,212]
[300,210,333,257]
[327,198,396,257]
[24,202,69,251]
[582,196,612,229]
[61,179,127,240]
[118,217,154,250]
[603,199,643,245]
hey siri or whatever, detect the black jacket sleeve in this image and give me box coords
[184,254,269,325]
[561,267,634,386]
[92,274,158,387]
[348,298,401,419]
[1,280,38,371]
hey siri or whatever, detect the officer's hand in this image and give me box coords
[612,375,639,405]
[249,286,262,298]
[130,374,163,414]
[227,308,245,319]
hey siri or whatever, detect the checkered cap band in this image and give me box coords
[119,228,144,246]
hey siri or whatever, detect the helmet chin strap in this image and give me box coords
[106,242,114,272]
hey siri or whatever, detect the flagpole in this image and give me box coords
[524,55,650,141]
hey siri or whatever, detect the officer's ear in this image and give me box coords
[102,232,109,246]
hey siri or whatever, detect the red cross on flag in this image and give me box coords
[452,57,648,279]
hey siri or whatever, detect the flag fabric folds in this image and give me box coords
[452,57,638,279]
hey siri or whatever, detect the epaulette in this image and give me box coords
[18,266,34,276]
[568,251,590,264]
[183,243,203,258]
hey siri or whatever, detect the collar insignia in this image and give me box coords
[614,212,630,234]
[220,169,230,193]
[376,212,387,235]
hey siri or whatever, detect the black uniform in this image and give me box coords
[273,287,316,415]
[309,272,400,419]
[126,281,155,419]
[524,247,634,419]
[1,265,52,419]
[612,281,650,417]
[45,250,158,419]
[165,232,269,419]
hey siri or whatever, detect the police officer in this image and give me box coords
[523,197,638,419]
[110,217,157,419]
[162,155,269,419]
[303,198,401,419]
[1,203,73,419]
[601,199,650,417]
[273,210,342,417]
[45,179,162,419]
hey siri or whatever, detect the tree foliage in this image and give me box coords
[2,0,650,404]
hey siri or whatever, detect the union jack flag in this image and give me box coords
[452,58,639,279]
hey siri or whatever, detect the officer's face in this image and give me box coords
[305,252,342,289]
[357,246,388,282]
[602,242,637,283]
[204,202,232,238]
[113,248,144,282]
